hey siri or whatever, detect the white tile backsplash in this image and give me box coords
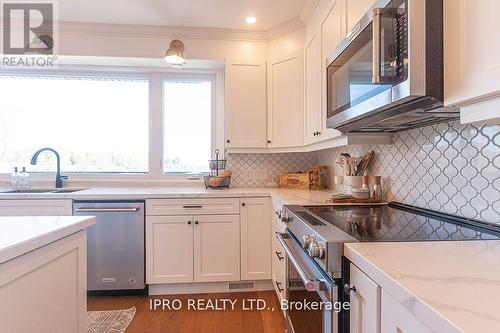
[227,121,500,224]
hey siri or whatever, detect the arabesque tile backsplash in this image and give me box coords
[227,121,500,224]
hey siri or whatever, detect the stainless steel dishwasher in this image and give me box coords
[73,201,145,292]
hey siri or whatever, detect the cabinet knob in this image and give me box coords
[343,284,356,295]
[317,131,321,135]
[226,139,230,143]
[267,140,271,144]
[195,221,199,225]
[242,203,246,207]
[187,221,192,225]
[313,131,317,136]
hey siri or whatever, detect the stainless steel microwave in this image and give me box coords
[326,0,458,133]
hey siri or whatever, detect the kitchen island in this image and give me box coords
[0,216,95,333]
[345,240,500,333]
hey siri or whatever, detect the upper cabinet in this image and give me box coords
[304,32,323,144]
[267,51,304,148]
[320,0,344,140]
[225,60,268,148]
[444,0,500,124]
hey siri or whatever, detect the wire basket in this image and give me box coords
[204,175,231,189]
[208,159,227,171]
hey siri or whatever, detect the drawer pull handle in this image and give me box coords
[182,205,203,209]
[275,251,284,261]
[275,280,284,293]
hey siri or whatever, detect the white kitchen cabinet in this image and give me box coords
[267,51,304,148]
[321,0,344,139]
[349,263,381,333]
[381,290,433,333]
[444,0,500,124]
[0,231,87,333]
[146,215,194,284]
[240,197,271,280]
[225,59,268,148]
[271,197,287,314]
[194,214,240,282]
[346,0,374,36]
[0,199,72,216]
[304,31,323,144]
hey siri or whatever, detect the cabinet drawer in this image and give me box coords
[0,199,73,216]
[146,198,240,216]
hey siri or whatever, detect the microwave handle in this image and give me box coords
[276,232,322,292]
[372,7,399,84]
[372,7,383,84]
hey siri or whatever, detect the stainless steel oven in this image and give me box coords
[326,0,457,133]
[277,232,338,333]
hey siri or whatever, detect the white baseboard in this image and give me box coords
[149,280,274,296]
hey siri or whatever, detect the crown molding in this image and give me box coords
[299,0,319,24]
[58,21,269,42]
[267,17,305,41]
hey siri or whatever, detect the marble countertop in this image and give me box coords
[0,216,95,264]
[0,187,336,205]
[345,241,500,333]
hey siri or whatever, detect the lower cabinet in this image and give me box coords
[146,215,194,284]
[271,197,287,314]
[240,197,271,280]
[350,263,434,333]
[381,290,433,333]
[194,215,240,282]
[146,214,240,284]
[349,264,381,333]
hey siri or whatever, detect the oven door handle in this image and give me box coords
[276,232,323,292]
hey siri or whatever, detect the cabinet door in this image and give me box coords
[146,215,193,284]
[321,0,344,139]
[0,199,72,216]
[267,51,304,148]
[194,214,240,282]
[346,0,374,36]
[349,264,381,333]
[444,0,500,106]
[241,198,271,280]
[304,32,323,144]
[381,290,433,333]
[225,59,267,148]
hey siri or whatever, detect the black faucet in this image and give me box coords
[30,147,68,189]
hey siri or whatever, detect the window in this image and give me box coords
[0,75,149,173]
[162,78,213,173]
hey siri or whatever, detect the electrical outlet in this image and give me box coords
[252,169,267,180]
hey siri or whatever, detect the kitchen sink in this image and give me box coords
[0,188,88,194]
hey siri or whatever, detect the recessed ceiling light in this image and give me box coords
[246,16,257,24]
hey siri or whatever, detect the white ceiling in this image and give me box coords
[58,0,309,31]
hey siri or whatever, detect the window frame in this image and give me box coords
[160,73,217,175]
[0,66,223,185]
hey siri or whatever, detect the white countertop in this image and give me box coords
[0,186,336,205]
[0,216,95,264]
[345,241,500,333]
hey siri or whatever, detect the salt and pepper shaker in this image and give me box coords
[372,176,382,201]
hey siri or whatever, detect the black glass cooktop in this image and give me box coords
[304,202,500,242]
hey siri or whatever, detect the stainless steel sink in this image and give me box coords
[0,188,88,194]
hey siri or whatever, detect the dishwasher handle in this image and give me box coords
[74,207,141,213]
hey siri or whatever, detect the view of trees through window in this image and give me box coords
[0,75,149,173]
[163,80,212,173]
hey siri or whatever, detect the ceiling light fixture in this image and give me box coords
[164,39,185,65]
[246,16,257,24]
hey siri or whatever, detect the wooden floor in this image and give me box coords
[88,291,286,333]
